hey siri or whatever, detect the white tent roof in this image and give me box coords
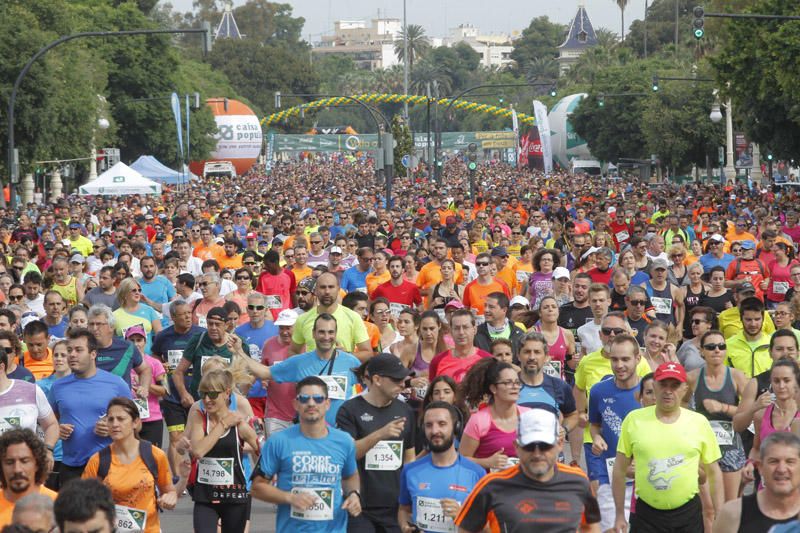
[78,162,162,196]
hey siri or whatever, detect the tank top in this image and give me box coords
[649,281,675,325]
[52,277,78,306]
[191,412,249,504]
[760,403,800,443]
[682,284,706,339]
[534,325,568,365]
[411,342,430,373]
[431,282,459,309]
[693,367,740,451]
[738,493,796,533]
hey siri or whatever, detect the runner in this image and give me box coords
[0,429,56,528]
[251,376,361,532]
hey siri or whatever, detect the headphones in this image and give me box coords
[422,401,464,440]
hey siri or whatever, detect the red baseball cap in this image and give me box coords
[654,362,687,383]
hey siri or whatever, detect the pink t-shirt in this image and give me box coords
[130,354,166,422]
[261,336,296,422]
[429,348,493,383]
[463,405,531,459]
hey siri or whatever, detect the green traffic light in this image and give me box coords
[694,28,704,39]
[468,162,477,171]
[768,154,774,161]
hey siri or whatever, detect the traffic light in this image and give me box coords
[768,153,774,161]
[598,94,605,108]
[202,21,213,54]
[467,142,478,171]
[498,96,504,105]
[693,7,705,40]
[652,76,660,92]
[549,86,557,98]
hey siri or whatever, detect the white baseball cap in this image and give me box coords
[553,266,570,280]
[517,408,559,447]
[274,309,298,327]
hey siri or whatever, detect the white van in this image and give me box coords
[203,161,237,179]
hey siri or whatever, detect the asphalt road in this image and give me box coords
[160,497,277,532]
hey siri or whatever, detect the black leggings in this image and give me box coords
[193,501,249,533]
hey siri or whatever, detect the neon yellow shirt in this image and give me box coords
[617,406,721,510]
[291,305,369,353]
[718,307,774,340]
[724,331,771,378]
[575,349,652,442]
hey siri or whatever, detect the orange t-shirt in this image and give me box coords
[366,271,391,297]
[282,234,309,252]
[217,253,243,270]
[416,261,465,307]
[193,243,223,262]
[21,348,54,380]
[366,321,381,351]
[83,447,171,533]
[290,265,313,284]
[0,485,56,528]
[462,279,511,315]
[496,266,520,296]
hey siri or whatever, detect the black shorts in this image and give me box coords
[160,400,188,433]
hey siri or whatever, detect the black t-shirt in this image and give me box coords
[335,395,415,510]
[557,302,593,335]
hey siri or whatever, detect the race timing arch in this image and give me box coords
[260,93,537,127]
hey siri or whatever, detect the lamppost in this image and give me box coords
[709,90,737,181]
[402,0,409,120]
[89,96,110,181]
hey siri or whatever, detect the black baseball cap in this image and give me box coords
[366,353,412,380]
[206,307,228,322]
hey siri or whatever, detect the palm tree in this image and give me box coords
[410,59,452,96]
[615,0,629,40]
[595,28,620,48]
[395,24,430,72]
[525,57,558,83]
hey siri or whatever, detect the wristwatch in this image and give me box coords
[345,489,361,500]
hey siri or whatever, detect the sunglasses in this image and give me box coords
[691,319,708,325]
[601,327,625,335]
[702,343,726,351]
[8,295,23,301]
[521,442,555,453]
[476,262,490,267]
[296,394,326,404]
[247,305,266,310]
[244,261,256,266]
[200,390,224,400]
[236,276,251,281]
[1,347,13,355]
[197,282,210,288]
[629,300,646,306]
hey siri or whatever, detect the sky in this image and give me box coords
[167,0,648,42]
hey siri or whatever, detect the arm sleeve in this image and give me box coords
[558,381,577,415]
[131,345,144,369]
[34,386,53,422]
[462,410,487,441]
[82,453,100,479]
[455,482,491,532]
[428,352,444,380]
[290,314,307,346]
[342,436,357,478]
[351,314,369,346]
[335,402,358,438]
[151,358,166,381]
[268,356,298,384]
[587,384,601,424]
[398,466,412,506]
[256,438,281,478]
[616,415,633,457]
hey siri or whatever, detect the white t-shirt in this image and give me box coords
[0,380,53,434]
[577,321,603,355]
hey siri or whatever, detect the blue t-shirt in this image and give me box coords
[96,337,143,388]
[588,376,641,485]
[150,325,205,405]
[340,266,371,293]
[399,454,485,532]
[270,350,360,426]
[9,366,35,384]
[699,253,735,273]
[46,317,68,340]
[49,369,131,466]
[235,322,278,399]
[517,374,576,417]
[256,424,357,533]
[139,275,176,305]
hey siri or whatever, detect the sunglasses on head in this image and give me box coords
[296,394,326,404]
[200,390,224,400]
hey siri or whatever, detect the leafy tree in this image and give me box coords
[392,115,413,177]
[625,0,696,58]
[394,24,430,72]
[509,16,566,73]
[233,1,305,45]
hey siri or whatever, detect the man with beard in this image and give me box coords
[0,429,55,528]
[456,408,601,532]
[292,277,317,315]
[398,402,485,533]
[372,255,422,311]
[714,432,800,532]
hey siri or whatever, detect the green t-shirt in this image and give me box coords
[617,406,721,510]
[291,305,369,353]
[182,331,236,398]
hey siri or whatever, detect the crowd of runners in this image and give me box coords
[0,159,799,532]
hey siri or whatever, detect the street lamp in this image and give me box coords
[89,97,110,181]
[709,91,736,181]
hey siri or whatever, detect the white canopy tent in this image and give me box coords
[78,162,162,196]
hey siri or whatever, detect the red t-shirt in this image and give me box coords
[586,267,613,285]
[372,279,422,307]
[261,336,296,422]
[429,348,493,383]
[256,270,294,320]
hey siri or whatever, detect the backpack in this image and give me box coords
[98,440,160,506]
[732,257,767,279]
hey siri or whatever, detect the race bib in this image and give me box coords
[516,270,531,284]
[414,383,428,401]
[365,440,403,471]
[248,344,261,361]
[606,457,616,482]
[198,316,207,328]
[415,496,456,533]
[774,281,790,295]
[651,297,672,315]
[200,355,214,373]
[710,420,734,446]
[290,487,335,521]
[197,457,234,485]
[133,398,150,420]
[0,417,21,433]
[390,302,408,319]
[319,375,348,401]
[543,361,562,379]
[114,505,147,533]
[265,295,282,309]
[167,349,183,370]
[615,230,630,243]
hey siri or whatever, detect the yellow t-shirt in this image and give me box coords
[617,406,721,510]
[575,349,652,442]
[291,305,369,353]
[0,485,56,528]
[83,446,172,533]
